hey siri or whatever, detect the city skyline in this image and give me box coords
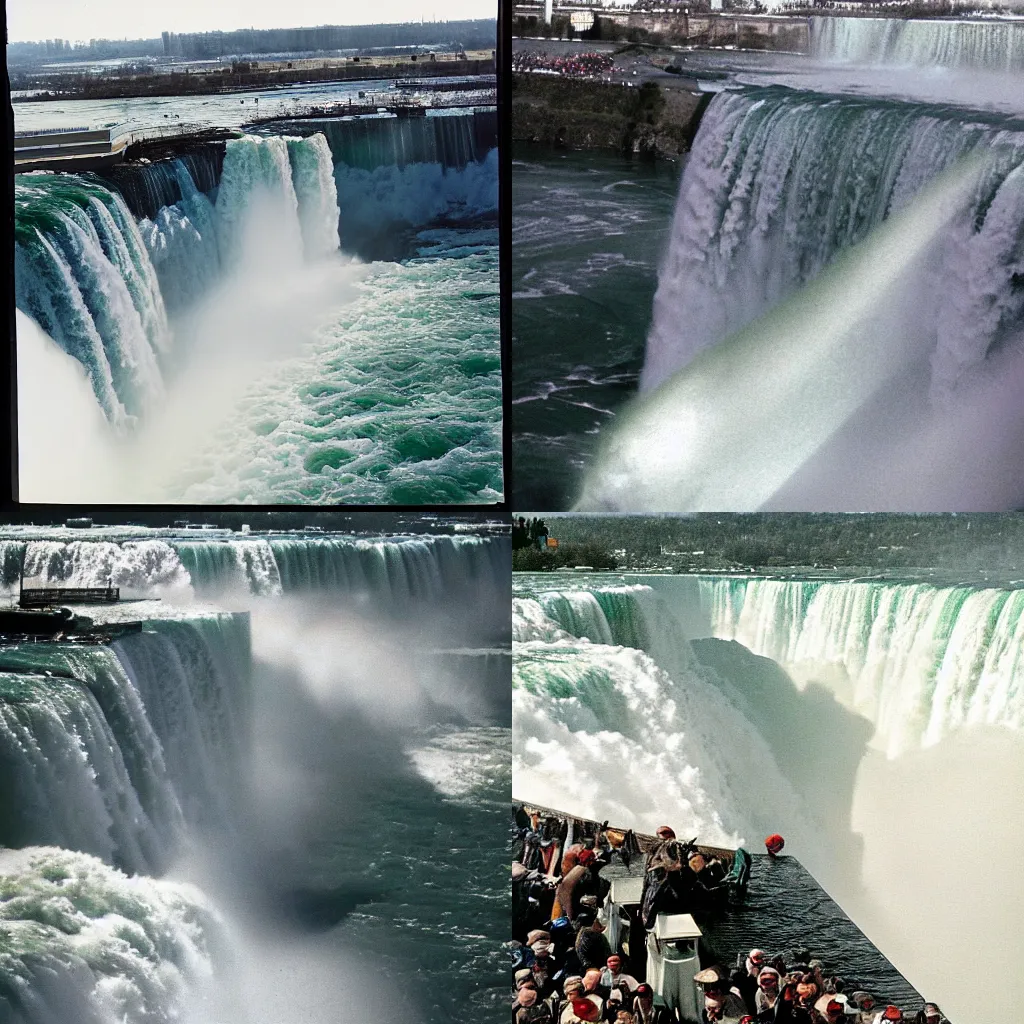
[7,0,496,45]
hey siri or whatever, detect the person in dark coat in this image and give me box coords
[575,916,613,972]
[516,986,555,1024]
[732,949,766,1014]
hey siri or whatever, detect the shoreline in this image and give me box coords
[13,57,496,103]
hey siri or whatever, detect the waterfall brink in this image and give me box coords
[2,530,510,609]
[811,15,1024,71]
[14,176,170,426]
[22,539,193,594]
[517,573,1024,760]
[0,612,250,875]
[103,146,225,221]
[642,87,1024,394]
[695,575,1024,756]
[318,111,492,171]
[14,134,341,423]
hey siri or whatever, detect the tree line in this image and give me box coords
[515,514,1024,572]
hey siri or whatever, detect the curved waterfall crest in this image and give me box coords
[517,574,1024,758]
[642,87,1024,396]
[811,16,1024,71]
[14,133,341,425]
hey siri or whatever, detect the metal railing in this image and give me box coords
[19,586,120,607]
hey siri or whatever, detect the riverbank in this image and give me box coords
[14,57,495,103]
[511,72,706,158]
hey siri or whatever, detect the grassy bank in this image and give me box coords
[511,73,706,159]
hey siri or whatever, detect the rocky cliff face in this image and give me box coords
[511,74,706,160]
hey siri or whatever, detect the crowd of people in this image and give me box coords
[511,50,616,78]
[513,516,551,551]
[512,814,949,1024]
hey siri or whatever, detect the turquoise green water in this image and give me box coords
[170,232,502,504]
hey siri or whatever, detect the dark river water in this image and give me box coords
[511,147,680,508]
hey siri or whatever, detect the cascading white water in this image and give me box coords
[0,530,508,607]
[642,87,1024,393]
[0,614,249,875]
[696,575,1024,755]
[14,134,341,425]
[0,846,220,1024]
[0,530,510,1024]
[14,178,169,426]
[513,585,818,854]
[579,87,1024,512]
[513,571,1024,1022]
[811,16,1024,71]
[138,160,221,314]
[334,147,499,246]
[21,539,193,594]
[287,134,342,259]
[214,135,305,268]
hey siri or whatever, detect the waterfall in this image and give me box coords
[287,134,342,258]
[512,587,811,848]
[811,16,1024,71]
[642,86,1024,394]
[318,112,486,171]
[512,571,1024,1021]
[0,846,220,1024]
[1,530,510,607]
[14,134,341,424]
[695,575,1024,756]
[334,146,498,253]
[517,573,1024,757]
[14,175,170,425]
[0,527,507,1024]
[21,539,193,593]
[138,159,221,314]
[0,612,250,875]
[104,147,225,221]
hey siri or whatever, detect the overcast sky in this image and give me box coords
[8,0,496,44]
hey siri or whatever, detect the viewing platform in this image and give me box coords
[15,124,132,171]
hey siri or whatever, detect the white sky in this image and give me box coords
[8,0,496,44]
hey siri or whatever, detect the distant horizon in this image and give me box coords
[7,1,496,46]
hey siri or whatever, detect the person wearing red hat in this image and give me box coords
[765,834,785,856]
[568,997,602,1023]
[630,983,673,1024]
[875,1007,903,1023]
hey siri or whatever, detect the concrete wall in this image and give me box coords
[513,5,811,53]
[687,14,810,53]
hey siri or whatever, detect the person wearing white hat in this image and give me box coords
[732,949,766,1013]
[754,966,783,1016]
